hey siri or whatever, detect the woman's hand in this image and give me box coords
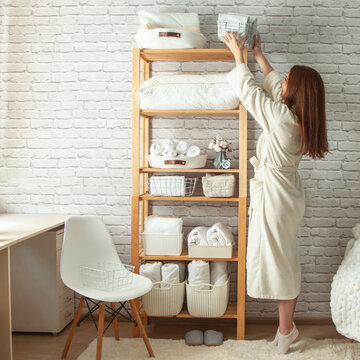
[222,31,247,65]
[251,32,262,58]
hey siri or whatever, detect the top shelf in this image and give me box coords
[139,48,236,61]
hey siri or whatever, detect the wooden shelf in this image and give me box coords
[139,249,238,262]
[140,48,235,62]
[140,194,240,202]
[140,168,240,173]
[141,303,238,319]
[140,109,240,117]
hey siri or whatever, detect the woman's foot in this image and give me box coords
[276,322,299,354]
[268,327,279,347]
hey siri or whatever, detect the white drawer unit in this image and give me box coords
[10,228,74,334]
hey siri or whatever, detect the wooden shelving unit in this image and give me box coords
[131,48,248,340]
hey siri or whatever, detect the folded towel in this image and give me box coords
[150,142,162,156]
[161,263,180,288]
[188,260,210,290]
[188,226,210,246]
[186,145,200,158]
[176,141,189,155]
[207,223,233,246]
[140,262,162,288]
[178,262,186,282]
[144,216,183,234]
[210,261,228,286]
[162,139,175,150]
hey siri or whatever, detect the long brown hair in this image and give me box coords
[282,65,328,159]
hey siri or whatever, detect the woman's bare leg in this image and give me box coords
[277,296,298,335]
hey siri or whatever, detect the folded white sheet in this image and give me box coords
[161,263,180,289]
[188,226,210,246]
[186,145,201,158]
[207,223,233,246]
[188,260,210,290]
[210,261,228,286]
[144,216,183,234]
[140,261,162,288]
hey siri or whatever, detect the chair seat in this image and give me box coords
[67,273,153,303]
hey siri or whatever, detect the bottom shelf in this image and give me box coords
[140,303,238,319]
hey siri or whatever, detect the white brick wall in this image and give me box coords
[1,0,359,318]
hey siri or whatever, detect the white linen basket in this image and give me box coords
[186,277,229,317]
[148,154,207,169]
[202,174,235,197]
[148,176,197,197]
[142,280,186,316]
[142,233,183,256]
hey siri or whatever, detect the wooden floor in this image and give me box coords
[13,316,348,360]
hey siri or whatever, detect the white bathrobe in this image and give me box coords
[227,64,305,300]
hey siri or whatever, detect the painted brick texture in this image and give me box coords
[0,0,359,318]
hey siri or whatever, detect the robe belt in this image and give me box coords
[250,156,299,172]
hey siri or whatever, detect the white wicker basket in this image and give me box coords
[148,154,207,169]
[148,176,197,197]
[142,233,183,256]
[202,174,235,197]
[142,280,186,316]
[186,277,229,317]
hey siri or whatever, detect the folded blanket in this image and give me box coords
[161,263,180,288]
[150,142,162,156]
[140,261,162,288]
[207,223,233,246]
[186,145,200,158]
[176,141,189,155]
[188,226,210,246]
[210,261,228,286]
[144,216,183,234]
[188,260,210,290]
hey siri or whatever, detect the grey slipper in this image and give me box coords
[204,330,223,346]
[185,330,203,346]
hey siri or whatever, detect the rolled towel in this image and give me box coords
[162,139,175,150]
[161,263,180,288]
[188,226,210,246]
[150,142,162,156]
[178,262,186,282]
[186,145,200,158]
[188,260,210,290]
[161,147,178,157]
[176,141,189,155]
[210,261,228,286]
[140,261,162,288]
[207,223,233,246]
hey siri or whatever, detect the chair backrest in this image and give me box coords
[60,216,122,289]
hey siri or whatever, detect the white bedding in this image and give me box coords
[137,73,240,110]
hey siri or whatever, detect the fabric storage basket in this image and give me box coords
[186,277,230,317]
[202,174,235,197]
[188,244,232,259]
[148,154,207,169]
[142,233,183,256]
[142,280,186,316]
[148,176,197,197]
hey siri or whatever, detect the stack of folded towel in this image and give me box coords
[150,139,201,158]
[188,260,229,290]
[140,261,186,289]
[188,223,233,247]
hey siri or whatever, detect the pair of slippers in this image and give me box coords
[185,330,223,346]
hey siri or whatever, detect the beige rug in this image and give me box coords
[77,336,360,359]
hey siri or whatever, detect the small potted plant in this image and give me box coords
[208,135,232,169]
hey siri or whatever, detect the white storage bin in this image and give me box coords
[142,280,186,316]
[188,244,232,259]
[186,277,229,317]
[143,233,183,256]
[202,174,235,197]
[148,154,207,169]
[148,176,197,197]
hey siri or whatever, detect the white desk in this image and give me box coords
[0,214,69,360]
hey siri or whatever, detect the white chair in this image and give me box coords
[60,216,154,359]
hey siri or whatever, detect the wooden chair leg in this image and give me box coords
[62,296,86,359]
[111,302,119,340]
[96,302,106,360]
[130,299,155,357]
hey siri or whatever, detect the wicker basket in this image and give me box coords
[148,176,197,197]
[202,174,235,197]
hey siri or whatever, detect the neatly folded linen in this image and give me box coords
[188,226,210,246]
[210,261,228,286]
[207,223,233,246]
[161,263,180,288]
[144,216,183,234]
[140,261,162,288]
[188,260,210,290]
[150,142,162,156]
[186,145,200,158]
[176,141,189,155]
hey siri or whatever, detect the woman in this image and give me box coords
[223,32,328,354]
